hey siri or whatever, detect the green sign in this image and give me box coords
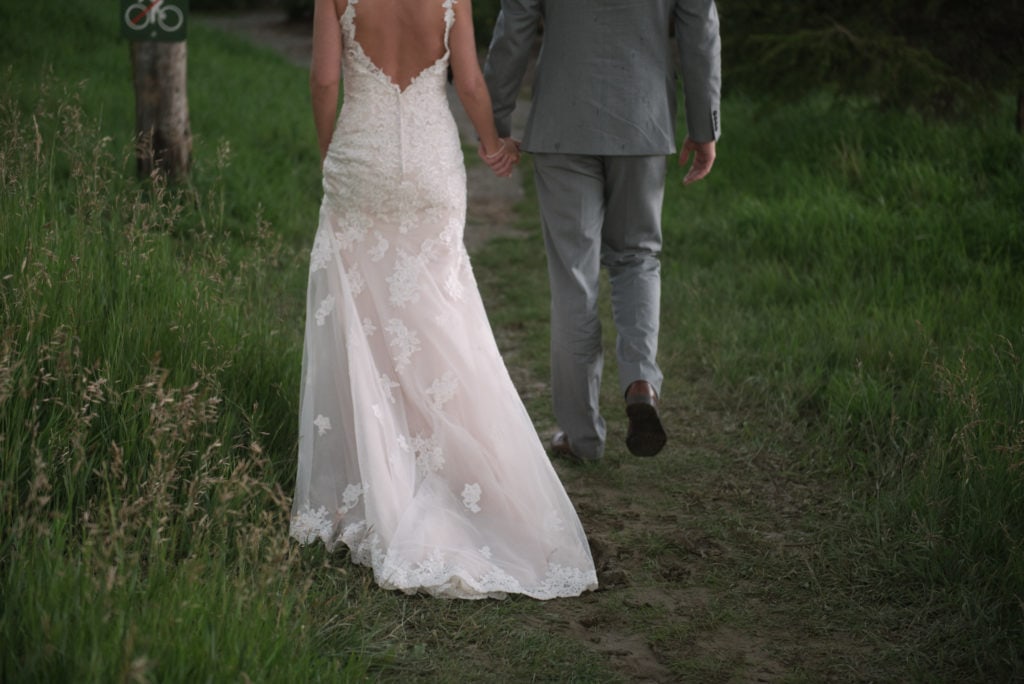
[121,0,188,42]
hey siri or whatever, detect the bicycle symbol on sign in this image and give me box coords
[124,0,184,32]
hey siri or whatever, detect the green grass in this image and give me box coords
[475,95,1024,676]
[2,0,1023,679]
[660,94,1024,676]
[0,2,340,680]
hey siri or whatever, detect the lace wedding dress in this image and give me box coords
[289,0,598,599]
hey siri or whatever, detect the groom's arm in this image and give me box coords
[674,0,722,143]
[483,0,542,138]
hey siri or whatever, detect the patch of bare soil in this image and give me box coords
[204,15,884,681]
[200,11,315,69]
[537,374,872,682]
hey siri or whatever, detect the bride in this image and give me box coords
[288,0,598,599]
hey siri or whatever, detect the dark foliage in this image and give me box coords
[472,0,502,48]
[190,0,278,11]
[191,0,500,44]
[719,0,1024,117]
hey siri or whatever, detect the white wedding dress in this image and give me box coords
[289,0,598,599]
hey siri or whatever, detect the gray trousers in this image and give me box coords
[533,153,666,460]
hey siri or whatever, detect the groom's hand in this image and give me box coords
[679,137,716,185]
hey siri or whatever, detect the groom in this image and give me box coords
[481,0,722,461]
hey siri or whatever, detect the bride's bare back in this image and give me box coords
[311,0,512,170]
[339,0,448,91]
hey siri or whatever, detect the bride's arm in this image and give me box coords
[310,0,343,164]
[449,0,516,175]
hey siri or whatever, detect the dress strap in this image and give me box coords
[340,0,356,38]
[442,0,455,52]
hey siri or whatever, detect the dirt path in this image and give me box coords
[200,14,878,681]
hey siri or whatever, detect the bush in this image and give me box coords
[472,0,502,47]
[718,0,1024,117]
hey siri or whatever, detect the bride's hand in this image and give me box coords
[478,138,519,178]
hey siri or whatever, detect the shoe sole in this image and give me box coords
[625,402,667,457]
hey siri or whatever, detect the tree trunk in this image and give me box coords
[131,41,192,180]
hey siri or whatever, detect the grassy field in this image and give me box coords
[2,0,1022,680]
[660,94,1024,674]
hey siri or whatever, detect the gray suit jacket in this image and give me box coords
[484,0,721,156]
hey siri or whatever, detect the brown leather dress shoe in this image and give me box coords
[625,381,667,457]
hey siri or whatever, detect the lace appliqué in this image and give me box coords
[543,510,566,534]
[335,211,371,250]
[387,249,424,307]
[347,264,366,296]
[310,230,337,272]
[385,318,421,371]
[339,482,368,514]
[411,432,445,476]
[425,371,458,410]
[315,295,336,327]
[313,414,332,435]
[368,234,390,261]
[439,216,461,248]
[462,483,481,513]
[379,373,400,403]
[290,505,332,544]
[536,564,599,599]
[444,265,465,301]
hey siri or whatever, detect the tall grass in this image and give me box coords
[661,94,1024,676]
[0,67,370,681]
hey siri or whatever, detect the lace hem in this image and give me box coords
[289,508,598,600]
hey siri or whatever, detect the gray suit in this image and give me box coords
[484,0,721,460]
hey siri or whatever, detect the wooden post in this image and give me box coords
[131,41,191,180]
[123,0,191,180]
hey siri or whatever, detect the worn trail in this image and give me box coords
[202,14,873,681]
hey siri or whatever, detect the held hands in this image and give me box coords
[478,138,520,178]
[679,137,716,185]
